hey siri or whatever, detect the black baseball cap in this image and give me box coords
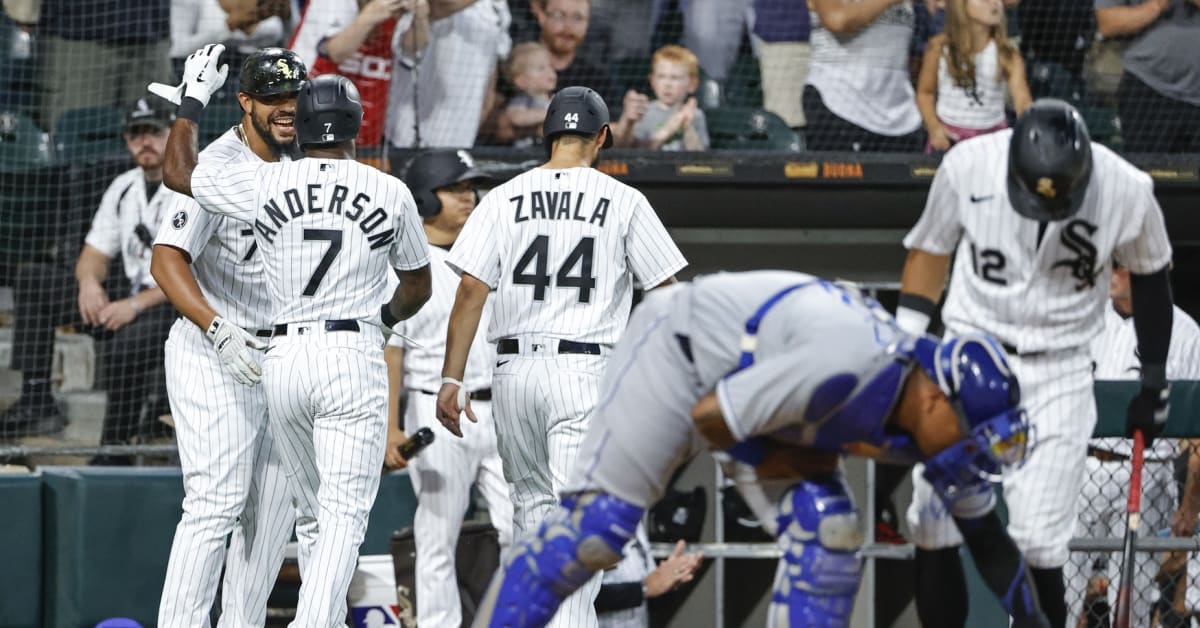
[124,96,175,133]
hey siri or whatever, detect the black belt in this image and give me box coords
[496,338,602,355]
[254,329,274,338]
[273,320,361,336]
[1001,342,1046,358]
[415,388,492,401]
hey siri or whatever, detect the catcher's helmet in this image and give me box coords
[542,86,614,149]
[1007,98,1093,222]
[405,149,490,217]
[913,334,1032,495]
[295,75,363,149]
[238,47,307,98]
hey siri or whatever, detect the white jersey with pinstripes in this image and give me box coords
[445,166,686,344]
[1090,302,1200,458]
[155,127,278,329]
[904,130,1173,353]
[191,158,430,323]
[387,244,495,392]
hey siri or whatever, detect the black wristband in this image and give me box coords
[897,292,937,316]
[380,303,400,328]
[1141,363,1167,391]
[177,97,205,122]
[593,581,644,612]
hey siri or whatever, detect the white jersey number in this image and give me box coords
[302,229,343,297]
[512,235,597,304]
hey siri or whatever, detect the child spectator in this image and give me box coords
[633,45,710,151]
[504,41,556,148]
[916,0,1031,152]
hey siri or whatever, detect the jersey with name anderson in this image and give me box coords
[904,129,1172,353]
[155,127,280,330]
[446,166,686,345]
[190,158,429,324]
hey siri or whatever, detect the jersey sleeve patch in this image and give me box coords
[172,210,188,229]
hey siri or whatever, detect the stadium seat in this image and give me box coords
[199,103,243,147]
[53,106,125,164]
[722,54,763,110]
[0,110,52,171]
[704,106,801,151]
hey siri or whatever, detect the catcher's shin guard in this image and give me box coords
[770,474,864,628]
[472,492,642,628]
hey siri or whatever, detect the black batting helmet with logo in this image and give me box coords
[238,47,307,98]
[405,149,490,217]
[1007,98,1093,222]
[295,75,363,149]
[542,86,614,150]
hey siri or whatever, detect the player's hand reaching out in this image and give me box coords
[384,427,410,469]
[643,541,703,597]
[207,316,268,386]
[436,378,477,438]
[148,43,229,107]
[77,279,110,326]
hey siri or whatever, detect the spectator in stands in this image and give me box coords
[0,97,179,457]
[296,0,406,148]
[595,531,703,627]
[170,0,288,100]
[36,0,173,129]
[680,0,753,83]
[916,0,1031,153]
[1018,1,1094,100]
[803,0,925,152]
[578,0,655,66]
[1095,0,1200,153]
[503,41,556,148]
[633,45,710,151]
[385,0,510,160]
[753,0,810,130]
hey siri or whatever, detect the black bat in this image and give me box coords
[1114,429,1145,628]
[399,427,435,460]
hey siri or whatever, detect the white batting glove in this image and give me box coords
[148,43,229,107]
[206,316,268,386]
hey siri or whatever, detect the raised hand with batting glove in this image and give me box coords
[206,316,268,386]
[1127,367,1170,446]
[148,43,230,108]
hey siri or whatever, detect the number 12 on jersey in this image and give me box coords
[512,235,596,303]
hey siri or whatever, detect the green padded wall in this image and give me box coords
[0,471,42,628]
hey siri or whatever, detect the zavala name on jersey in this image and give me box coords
[511,189,610,227]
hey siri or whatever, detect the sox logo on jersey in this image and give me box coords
[191,155,429,627]
[445,165,686,627]
[155,127,300,628]
[903,129,1172,569]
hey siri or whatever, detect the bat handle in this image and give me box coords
[1128,430,1144,514]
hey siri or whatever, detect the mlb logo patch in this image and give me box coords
[350,604,402,627]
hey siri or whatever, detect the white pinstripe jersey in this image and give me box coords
[387,244,496,392]
[445,167,687,345]
[904,130,1173,353]
[154,127,282,330]
[86,167,180,291]
[191,158,430,324]
[1091,302,1200,458]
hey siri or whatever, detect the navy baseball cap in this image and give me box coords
[125,96,175,133]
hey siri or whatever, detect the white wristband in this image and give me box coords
[440,376,463,388]
[895,306,931,335]
[442,376,467,408]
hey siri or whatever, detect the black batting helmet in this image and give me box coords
[405,149,490,217]
[238,47,307,99]
[1007,99,1093,222]
[542,86,613,150]
[295,75,363,149]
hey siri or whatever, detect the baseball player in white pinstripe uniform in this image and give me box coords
[1068,265,1200,627]
[380,149,513,627]
[435,86,686,628]
[161,46,432,627]
[897,99,1176,628]
[150,48,315,627]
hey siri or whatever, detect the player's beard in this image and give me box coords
[250,107,298,159]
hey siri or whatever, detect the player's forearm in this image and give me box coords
[388,265,432,321]
[151,244,219,330]
[1130,266,1173,386]
[384,344,405,429]
[1095,3,1162,38]
[441,275,488,380]
[900,249,951,302]
[75,245,111,286]
[954,510,1051,627]
[164,117,201,197]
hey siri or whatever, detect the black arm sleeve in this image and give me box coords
[1130,266,1174,388]
[593,582,644,613]
[954,510,1050,628]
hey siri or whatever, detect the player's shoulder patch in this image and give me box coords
[171,210,188,230]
